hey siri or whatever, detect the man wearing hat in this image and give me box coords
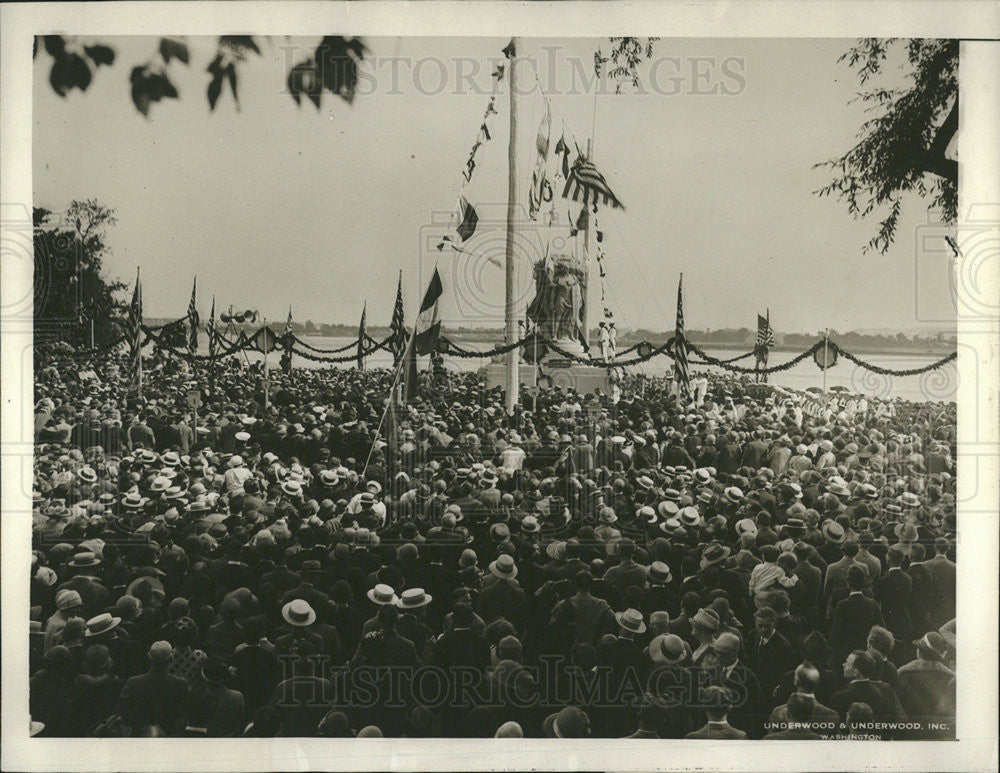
[478,555,525,626]
[116,641,189,733]
[44,589,85,653]
[701,631,764,738]
[895,631,955,732]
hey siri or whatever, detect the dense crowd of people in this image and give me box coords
[29,352,957,739]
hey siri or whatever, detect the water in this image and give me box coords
[204,334,956,403]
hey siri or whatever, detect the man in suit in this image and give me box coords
[896,631,955,734]
[874,547,912,646]
[701,632,763,738]
[477,555,526,627]
[685,684,747,739]
[767,663,840,733]
[905,543,935,635]
[763,693,824,739]
[830,650,906,735]
[829,567,884,665]
[922,537,956,627]
[746,607,798,709]
[116,641,189,733]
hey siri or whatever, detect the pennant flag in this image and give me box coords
[554,135,571,178]
[414,268,443,355]
[528,100,553,220]
[390,271,406,362]
[206,295,217,358]
[502,39,515,59]
[128,268,143,395]
[357,301,367,370]
[481,122,491,141]
[456,197,479,243]
[563,157,624,210]
[187,277,199,353]
[281,305,294,375]
[673,274,691,399]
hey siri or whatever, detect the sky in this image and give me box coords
[33,36,957,335]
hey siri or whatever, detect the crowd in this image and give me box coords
[29,351,957,739]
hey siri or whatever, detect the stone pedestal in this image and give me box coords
[481,357,613,398]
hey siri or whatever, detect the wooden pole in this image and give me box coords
[263,317,270,414]
[581,139,593,353]
[822,328,829,396]
[504,37,521,414]
[136,267,143,400]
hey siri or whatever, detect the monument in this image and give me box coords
[482,252,613,397]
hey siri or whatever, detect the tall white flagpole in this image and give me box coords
[504,37,521,414]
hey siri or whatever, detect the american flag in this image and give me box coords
[756,310,774,350]
[390,271,406,363]
[563,158,624,210]
[673,273,690,398]
[187,277,199,353]
[128,267,143,395]
[206,296,216,358]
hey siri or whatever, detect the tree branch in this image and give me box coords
[923,97,958,183]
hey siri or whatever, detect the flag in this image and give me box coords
[206,296,217,358]
[528,100,553,220]
[390,271,406,362]
[456,197,479,242]
[357,301,367,370]
[187,277,199,353]
[128,268,143,395]
[756,311,774,350]
[414,268,443,355]
[563,157,624,210]
[402,269,444,401]
[673,274,690,399]
[281,306,293,375]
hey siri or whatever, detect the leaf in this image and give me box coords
[66,53,92,92]
[43,35,65,58]
[84,44,115,67]
[130,67,151,116]
[225,62,238,107]
[207,71,223,110]
[287,60,320,109]
[158,38,189,65]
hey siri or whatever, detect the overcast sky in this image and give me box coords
[34,36,956,334]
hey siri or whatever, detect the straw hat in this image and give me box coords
[395,588,433,609]
[366,583,398,606]
[281,599,317,626]
[648,633,688,665]
[615,608,646,634]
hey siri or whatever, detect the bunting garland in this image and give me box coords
[528,99,553,220]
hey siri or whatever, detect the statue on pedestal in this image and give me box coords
[526,254,588,356]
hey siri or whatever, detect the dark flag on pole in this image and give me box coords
[187,277,199,353]
[456,197,479,242]
[390,271,406,363]
[563,157,624,210]
[673,273,690,400]
[357,301,367,370]
[402,268,444,401]
[414,268,443,355]
[206,296,217,358]
[280,306,293,375]
[128,268,143,395]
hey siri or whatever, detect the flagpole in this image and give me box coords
[136,267,143,401]
[581,138,593,353]
[504,37,521,414]
[822,327,830,396]
[263,316,270,414]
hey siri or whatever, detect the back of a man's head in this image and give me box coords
[842,540,860,558]
[377,604,398,631]
[574,570,593,592]
[794,663,822,694]
[847,565,867,590]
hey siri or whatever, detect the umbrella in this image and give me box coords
[805,386,823,394]
[830,386,848,392]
